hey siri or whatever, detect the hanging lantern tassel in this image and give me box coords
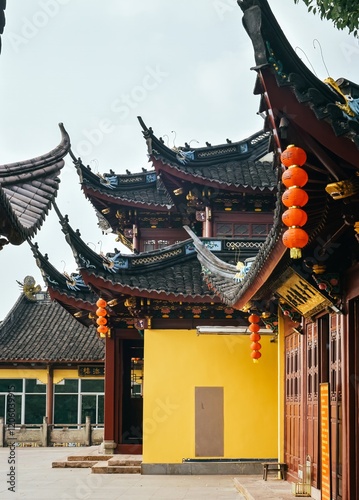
[96,298,109,337]
[248,313,261,363]
[280,145,309,259]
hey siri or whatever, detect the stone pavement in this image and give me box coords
[234,475,314,499]
[0,446,313,500]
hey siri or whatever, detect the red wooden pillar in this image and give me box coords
[103,334,117,453]
[204,207,212,237]
[133,224,139,252]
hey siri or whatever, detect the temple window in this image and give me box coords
[0,378,46,425]
[143,239,170,252]
[54,378,104,425]
[216,222,270,238]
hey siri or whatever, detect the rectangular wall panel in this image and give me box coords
[195,387,224,457]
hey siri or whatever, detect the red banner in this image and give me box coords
[320,383,331,500]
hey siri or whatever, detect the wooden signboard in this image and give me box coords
[320,383,331,500]
[78,365,104,377]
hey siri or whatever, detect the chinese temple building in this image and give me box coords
[31,123,279,468]
[20,0,359,497]
[187,0,358,498]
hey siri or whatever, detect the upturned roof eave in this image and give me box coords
[153,157,276,193]
[79,269,221,303]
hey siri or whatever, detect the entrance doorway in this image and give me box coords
[121,339,143,449]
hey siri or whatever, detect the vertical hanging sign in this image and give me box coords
[320,383,331,500]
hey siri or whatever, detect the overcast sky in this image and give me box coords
[0,0,358,320]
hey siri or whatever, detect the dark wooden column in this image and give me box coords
[46,364,53,424]
[343,298,359,500]
[103,333,117,453]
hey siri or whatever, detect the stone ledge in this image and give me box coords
[52,460,98,468]
[92,463,141,474]
[141,461,264,475]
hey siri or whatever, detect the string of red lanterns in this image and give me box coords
[280,145,309,259]
[96,298,109,337]
[248,313,261,363]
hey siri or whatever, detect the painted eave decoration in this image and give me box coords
[274,267,333,318]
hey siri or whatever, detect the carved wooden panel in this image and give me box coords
[330,314,342,499]
[285,331,302,476]
[306,322,319,487]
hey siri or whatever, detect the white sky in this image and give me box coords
[0,0,358,320]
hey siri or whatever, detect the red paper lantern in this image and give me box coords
[248,314,260,323]
[283,227,309,248]
[97,325,108,334]
[96,316,107,326]
[96,298,107,308]
[251,350,262,360]
[282,166,308,188]
[249,332,261,342]
[282,187,309,208]
[281,145,307,167]
[282,227,309,258]
[249,323,260,333]
[282,208,308,227]
[250,341,262,351]
[96,307,107,317]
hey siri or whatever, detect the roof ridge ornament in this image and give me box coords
[16,276,42,301]
[325,77,357,118]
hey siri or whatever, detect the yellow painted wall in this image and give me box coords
[0,368,48,384]
[0,368,82,385]
[143,329,278,463]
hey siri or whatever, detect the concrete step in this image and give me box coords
[52,460,98,468]
[92,462,141,474]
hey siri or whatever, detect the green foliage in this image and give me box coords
[294,0,359,37]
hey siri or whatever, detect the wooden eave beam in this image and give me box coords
[232,238,287,310]
[260,69,359,169]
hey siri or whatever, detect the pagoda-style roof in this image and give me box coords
[30,207,259,329]
[71,126,277,246]
[0,290,104,363]
[0,123,70,248]
[138,117,276,198]
[56,212,261,304]
[73,155,173,211]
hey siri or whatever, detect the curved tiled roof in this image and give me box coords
[73,156,173,209]
[239,0,359,153]
[29,239,96,326]
[138,117,276,191]
[0,292,104,362]
[55,212,262,302]
[0,123,71,245]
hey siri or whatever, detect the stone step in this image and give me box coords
[52,460,98,468]
[107,458,142,467]
[92,462,141,474]
[67,455,112,461]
